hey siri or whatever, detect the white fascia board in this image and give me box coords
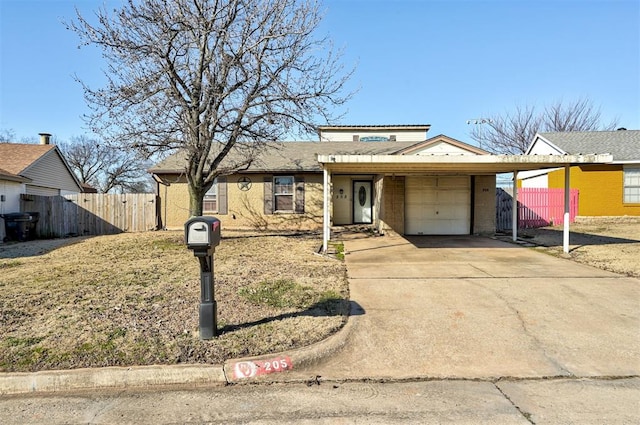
[518,168,558,180]
[318,153,612,165]
[525,134,567,155]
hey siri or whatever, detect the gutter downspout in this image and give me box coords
[563,164,570,253]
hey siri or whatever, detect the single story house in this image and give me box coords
[0,133,83,242]
[150,125,613,252]
[519,130,640,217]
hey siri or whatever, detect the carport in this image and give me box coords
[318,153,613,253]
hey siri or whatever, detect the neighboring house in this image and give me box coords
[0,133,83,241]
[519,130,640,217]
[150,125,612,240]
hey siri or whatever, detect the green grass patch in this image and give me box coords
[5,336,45,347]
[152,236,184,251]
[239,279,319,309]
[239,279,347,315]
[330,241,345,260]
[0,260,22,269]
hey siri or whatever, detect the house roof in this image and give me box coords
[532,130,640,162]
[0,167,31,183]
[0,142,83,190]
[150,140,421,174]
[151,136,614,177]
[0,143,57,175]
[396,134,489,156]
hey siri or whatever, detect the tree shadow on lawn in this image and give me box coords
[0,236,90,259]
[219,300,365,335]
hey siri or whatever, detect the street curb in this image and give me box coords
[224,314,355,383]
[0,364,227,395]
[0,317,354,395]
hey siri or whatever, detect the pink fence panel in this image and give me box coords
[495,188,580,231]
[517,188,579,228]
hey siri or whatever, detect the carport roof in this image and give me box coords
[317,153,614,174]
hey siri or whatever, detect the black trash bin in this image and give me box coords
[1,212,39,242]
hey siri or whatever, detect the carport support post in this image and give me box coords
[512,170,518,242]
[563,164,571,254]
[323,167,330,253]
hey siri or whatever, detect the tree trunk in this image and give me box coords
[189,185,204,217]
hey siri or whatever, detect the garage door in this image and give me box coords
[405,176,470,235]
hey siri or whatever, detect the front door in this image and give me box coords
[353,181,373,224]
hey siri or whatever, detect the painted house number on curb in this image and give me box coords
[232,356,293,379]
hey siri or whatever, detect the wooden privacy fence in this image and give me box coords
[496,188,579,232]
[20,193,158,238]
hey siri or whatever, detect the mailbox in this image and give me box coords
[184,216,221,339]
[185,216,221,254]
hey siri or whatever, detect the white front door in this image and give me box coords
[353,181,373,224]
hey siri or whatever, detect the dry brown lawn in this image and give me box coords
[519,220,640,277]
[0,231,348,372]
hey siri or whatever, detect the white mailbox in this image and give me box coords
[185,216,221,252]
[184,216,221,339]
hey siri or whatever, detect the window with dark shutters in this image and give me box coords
[264,175,305,214]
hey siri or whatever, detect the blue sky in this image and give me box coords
[1,0,638,144]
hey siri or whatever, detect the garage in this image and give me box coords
[405,176,470,235]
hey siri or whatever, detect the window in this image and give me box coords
[264,175,304,214]
[624,168,640,204]
[203,179,218,213]
[274,176,294,211]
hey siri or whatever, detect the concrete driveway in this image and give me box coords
[300,233,640,380]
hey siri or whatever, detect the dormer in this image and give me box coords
[317,124,430,142]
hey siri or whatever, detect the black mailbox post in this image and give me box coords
[185,216,221,339]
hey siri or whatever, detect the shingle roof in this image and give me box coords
[538,130,640,161]
[0,143,56,174]
[150,141,419,174]
[0,167,30,182]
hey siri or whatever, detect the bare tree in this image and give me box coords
[469,98,619,154]
[58,136,152,193]
[0,129,38,144]
[68,0,352,214]
[0,129,16,143]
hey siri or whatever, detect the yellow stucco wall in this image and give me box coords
[548,165,640,216]
[381,176,405,234]
[158,173,325,230]
[473,175,497,234]
[158,174,191,228]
